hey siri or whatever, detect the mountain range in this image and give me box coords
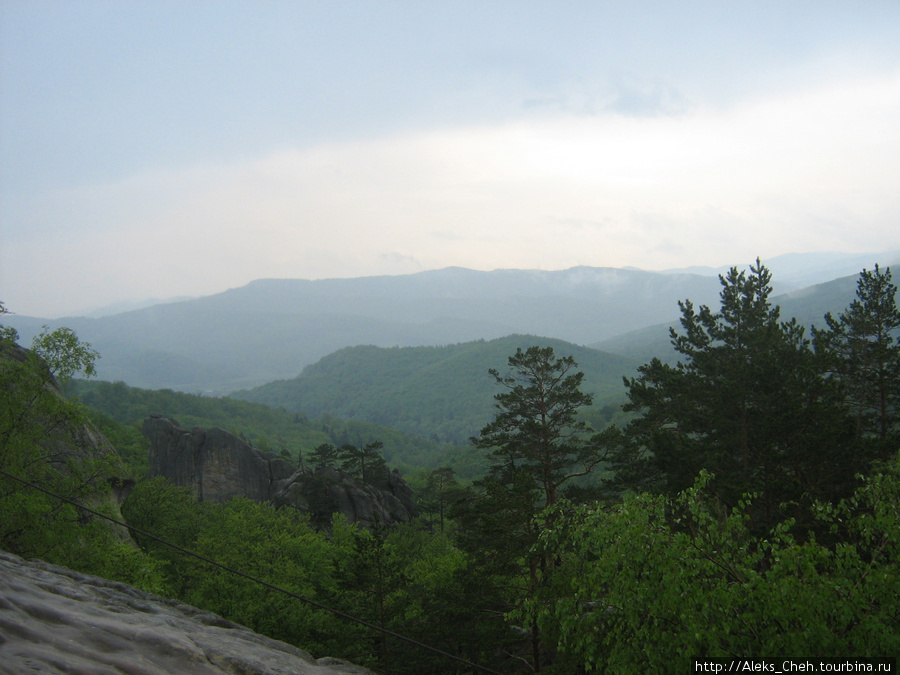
[4,252,897,395]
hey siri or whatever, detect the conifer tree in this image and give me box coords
[618,260,854,529]
[461,345,605,671]
[473,346,602,508]
[338,441,387,485]
[308,442,339,468]
[814,264,900,457]
[422,467,461,533]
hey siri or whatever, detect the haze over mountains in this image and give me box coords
[4,252,897,395]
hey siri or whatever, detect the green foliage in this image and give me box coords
[461,345,611,671]
[1,322,101,559]
[65,378,468,477]
[308,442,339,468]
[83,409,150,477]
[120,478,480,673]
[333,517,481,673]
[0,318,162,589]
[233,336,639,445]
[338,441,388,486]
[185,498,346,654]
[420,467,464,533]
[528,454,900,671]
[814,264,900,453]
[617,260,855,530]
[119,476,204,594]
[475,346,607,508]
[31,325,99,384]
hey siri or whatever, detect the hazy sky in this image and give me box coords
[2,1,900,318]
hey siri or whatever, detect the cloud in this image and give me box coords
[378,252,422,271]
[3,70,899,317]
[605,75,689,117]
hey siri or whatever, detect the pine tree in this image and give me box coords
[473,346,602,508]
[462,345,605,671]
[814,264,900,458]
[618,260,854,530]
[338,441,387,485]
[308,442,339,468]
[422,467,461,533]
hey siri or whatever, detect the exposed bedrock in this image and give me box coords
[142,416,417,528]
[0,549,373,675]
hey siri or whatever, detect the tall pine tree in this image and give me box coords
[617,260,854,530]
[458,346,605,671]
[814,264,900,460]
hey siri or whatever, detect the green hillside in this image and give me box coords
[63,379,483,479]
[232,335,641,444]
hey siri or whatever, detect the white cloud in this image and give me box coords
[3,71,899,317]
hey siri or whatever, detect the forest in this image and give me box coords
[1,261,899,673]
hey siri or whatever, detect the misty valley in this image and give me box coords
[2,259,900,673]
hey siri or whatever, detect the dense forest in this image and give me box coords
[2,261,899,672]
[231,335,635,444]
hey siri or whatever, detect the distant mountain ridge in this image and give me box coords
[4,266,724,393]
[4,253,896,394]
[656,251,900,293]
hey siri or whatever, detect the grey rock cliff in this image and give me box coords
[0,549,373,675]
[279,465,417,530]
[143,416,417,528]
[143,415,294,503]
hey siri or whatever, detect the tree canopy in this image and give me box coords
[814,264,900,455]
[615,260,855,530]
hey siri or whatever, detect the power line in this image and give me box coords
[0,469,502,675]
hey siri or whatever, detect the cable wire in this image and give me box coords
[0,469,502,675]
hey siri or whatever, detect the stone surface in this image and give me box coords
[278,465,416,530]
[143,416,418,528]
[0,549,373,675]
[143,416,295,504]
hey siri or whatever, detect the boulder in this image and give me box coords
[0,549,373,674]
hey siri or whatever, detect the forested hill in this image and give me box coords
[6,258,895,395]
[64,379,479,478]
[231,335,640,444]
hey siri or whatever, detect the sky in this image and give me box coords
[2,1,900,318]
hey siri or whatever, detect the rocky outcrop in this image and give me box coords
[276,465,418,530]
[143,416,295,503]
[143,416,418,528]
[0,549,373,675]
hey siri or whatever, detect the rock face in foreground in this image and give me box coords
[0,550,373,675]
[143,416,418,528]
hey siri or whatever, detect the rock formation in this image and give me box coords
[0,549,373,675]
[143,416,418,528]
[277,465,417,530]
[143,415,295,503]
